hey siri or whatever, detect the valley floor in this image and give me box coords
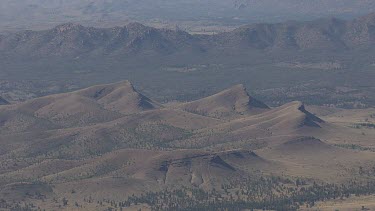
[302,195,375,211]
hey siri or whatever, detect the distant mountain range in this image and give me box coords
[1,13,375,108]
[0,22,199,57]
[234,0,375,15]
[1,0,375,32]
[1,13,375,58]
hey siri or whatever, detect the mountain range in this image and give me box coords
[1,0,375,33]
[0,80,374,210]
[2,3,375,210]
[1,13,375,111]
[1,12,375,58]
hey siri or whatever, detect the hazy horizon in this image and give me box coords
[1,0,374,33]
[1,1,375,211]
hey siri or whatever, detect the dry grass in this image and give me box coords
[1,81,375,209]
[302,195,375,211]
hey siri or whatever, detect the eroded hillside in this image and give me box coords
[1,81,375,210]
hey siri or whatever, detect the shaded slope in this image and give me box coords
[206,101,324,133]
[0,83,325,158]
[272,136,332,152]
[211,13,375,50]
[0,22,200,57]
[0,97,9,105]
[170,101,325,149]
[0,108,222,160]
[0,80,374,203]
[0,80,160,133]
[176,84,269,118]
[1,13,375,58]
[74,80,161,114]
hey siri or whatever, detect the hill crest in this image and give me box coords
[176,84,269,118]
[0,80,161,133]
[2,13,375,58]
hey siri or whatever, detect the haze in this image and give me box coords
[1,0,375,32]
[1,1,375,211]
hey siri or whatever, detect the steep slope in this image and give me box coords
[272,136,332,152]
[0,108,222,160]
[74,80,161,114]
[0,22,199,57]
[219,101,325,132]
[0,80,160,133]
[0,97,9,105]
[0,83,325,157]
[1,81,375,209]
[212,18,346,50]
[170,101,325,149]
[261,101,325,129]
[209,12,375,51]
[176,84,269,118]
[1,13,375,58]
